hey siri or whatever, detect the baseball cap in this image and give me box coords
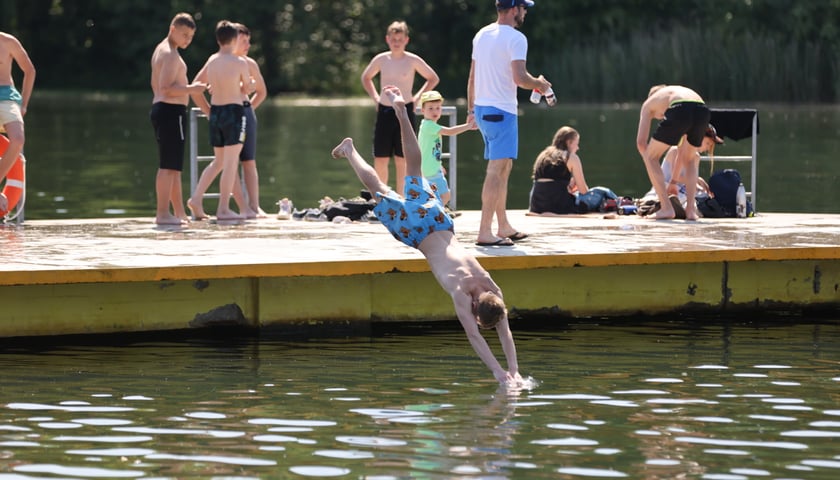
[419,90,443,107]
[496,0,535,9]
[705,124,724,144]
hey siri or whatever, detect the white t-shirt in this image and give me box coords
[472,23,528,115]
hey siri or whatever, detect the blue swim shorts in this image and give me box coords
[474,105,518,160]
[374,176,454,249]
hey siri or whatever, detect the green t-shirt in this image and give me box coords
[418,118,444,177]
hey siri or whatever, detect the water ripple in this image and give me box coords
[674,436,808,449]
[532,437,599,446]
[313,449,375,459]
[145,453,276,466]
[531,394,611,400]
[801,459,840,468]
[335,436,406,447]
[112,427,245,438]
[248,418,336,427]
[66,448,156,456]
[14,463,143,477]
[289,466,352,477]
[556,466,628,477]
[7,403,135,413]
[781,430,840,438]
[54,435,152,443]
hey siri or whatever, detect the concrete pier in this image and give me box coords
[0,211,838,338]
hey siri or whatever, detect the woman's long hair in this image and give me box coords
[532,126,579,178]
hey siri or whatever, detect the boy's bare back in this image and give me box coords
[206,53,249,106]
[643,85,704,119]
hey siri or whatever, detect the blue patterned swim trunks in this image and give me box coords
[374,176,454,248]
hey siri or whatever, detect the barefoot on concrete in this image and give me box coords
[155,213,184,226]
[187,198,209,221]
[216,208,244,221]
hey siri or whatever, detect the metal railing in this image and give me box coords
[188,108,218,200]
[189,105,461,209]
[699,110,758,210]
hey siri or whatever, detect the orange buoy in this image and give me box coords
[0,134,25,216]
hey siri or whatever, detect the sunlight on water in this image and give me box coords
[0,321,838,478]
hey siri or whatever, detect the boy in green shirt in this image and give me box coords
[416,90,476,208]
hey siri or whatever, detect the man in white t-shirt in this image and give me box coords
[467,0,551,247]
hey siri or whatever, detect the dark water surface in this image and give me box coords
[17,94,840,219]
[1,320,839,478]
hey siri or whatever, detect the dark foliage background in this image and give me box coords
[2,0,839,102]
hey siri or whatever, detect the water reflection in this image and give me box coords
[0,321,838,478]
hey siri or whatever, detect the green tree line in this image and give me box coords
[2,0,838,103]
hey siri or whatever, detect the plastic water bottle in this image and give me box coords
[735,183,747,218]
[544,87,557,107]
[529,89,542,104]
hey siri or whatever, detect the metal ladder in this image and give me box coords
[187,107,248,203]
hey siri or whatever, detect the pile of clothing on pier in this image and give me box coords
[276,194,377,224]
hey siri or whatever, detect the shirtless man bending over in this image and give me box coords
[636,84,712,221]
[332,86,522,386]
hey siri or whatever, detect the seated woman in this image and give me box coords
[528,126,618,216]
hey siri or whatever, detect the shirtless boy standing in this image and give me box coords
[150,13,206,225]
[0,31,35,214]
[234,23,267,217]
[192,20,250,221]
[188,22,261,220]
[636,84,712,221]
[360,21,439,195]
[332,86,522,387]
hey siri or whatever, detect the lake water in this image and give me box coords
[15,93,840,219]
[1,320,838,478]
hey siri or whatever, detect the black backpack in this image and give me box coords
[706,169,741,217]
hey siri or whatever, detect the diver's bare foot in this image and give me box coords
[155,213,183,226]
[685,211,699,221]
[253,207,268,219]
[216,209,244,221]
[331,138,354,159]
[382,85,405,108]
[187,198,208,220]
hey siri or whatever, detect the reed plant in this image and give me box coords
[539,26,833,104]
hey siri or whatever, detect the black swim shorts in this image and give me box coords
[239,102,257,161]
[209,103,246,148]
[150,102,187,171]
[652,101,711,147]
[372,102,416,158]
